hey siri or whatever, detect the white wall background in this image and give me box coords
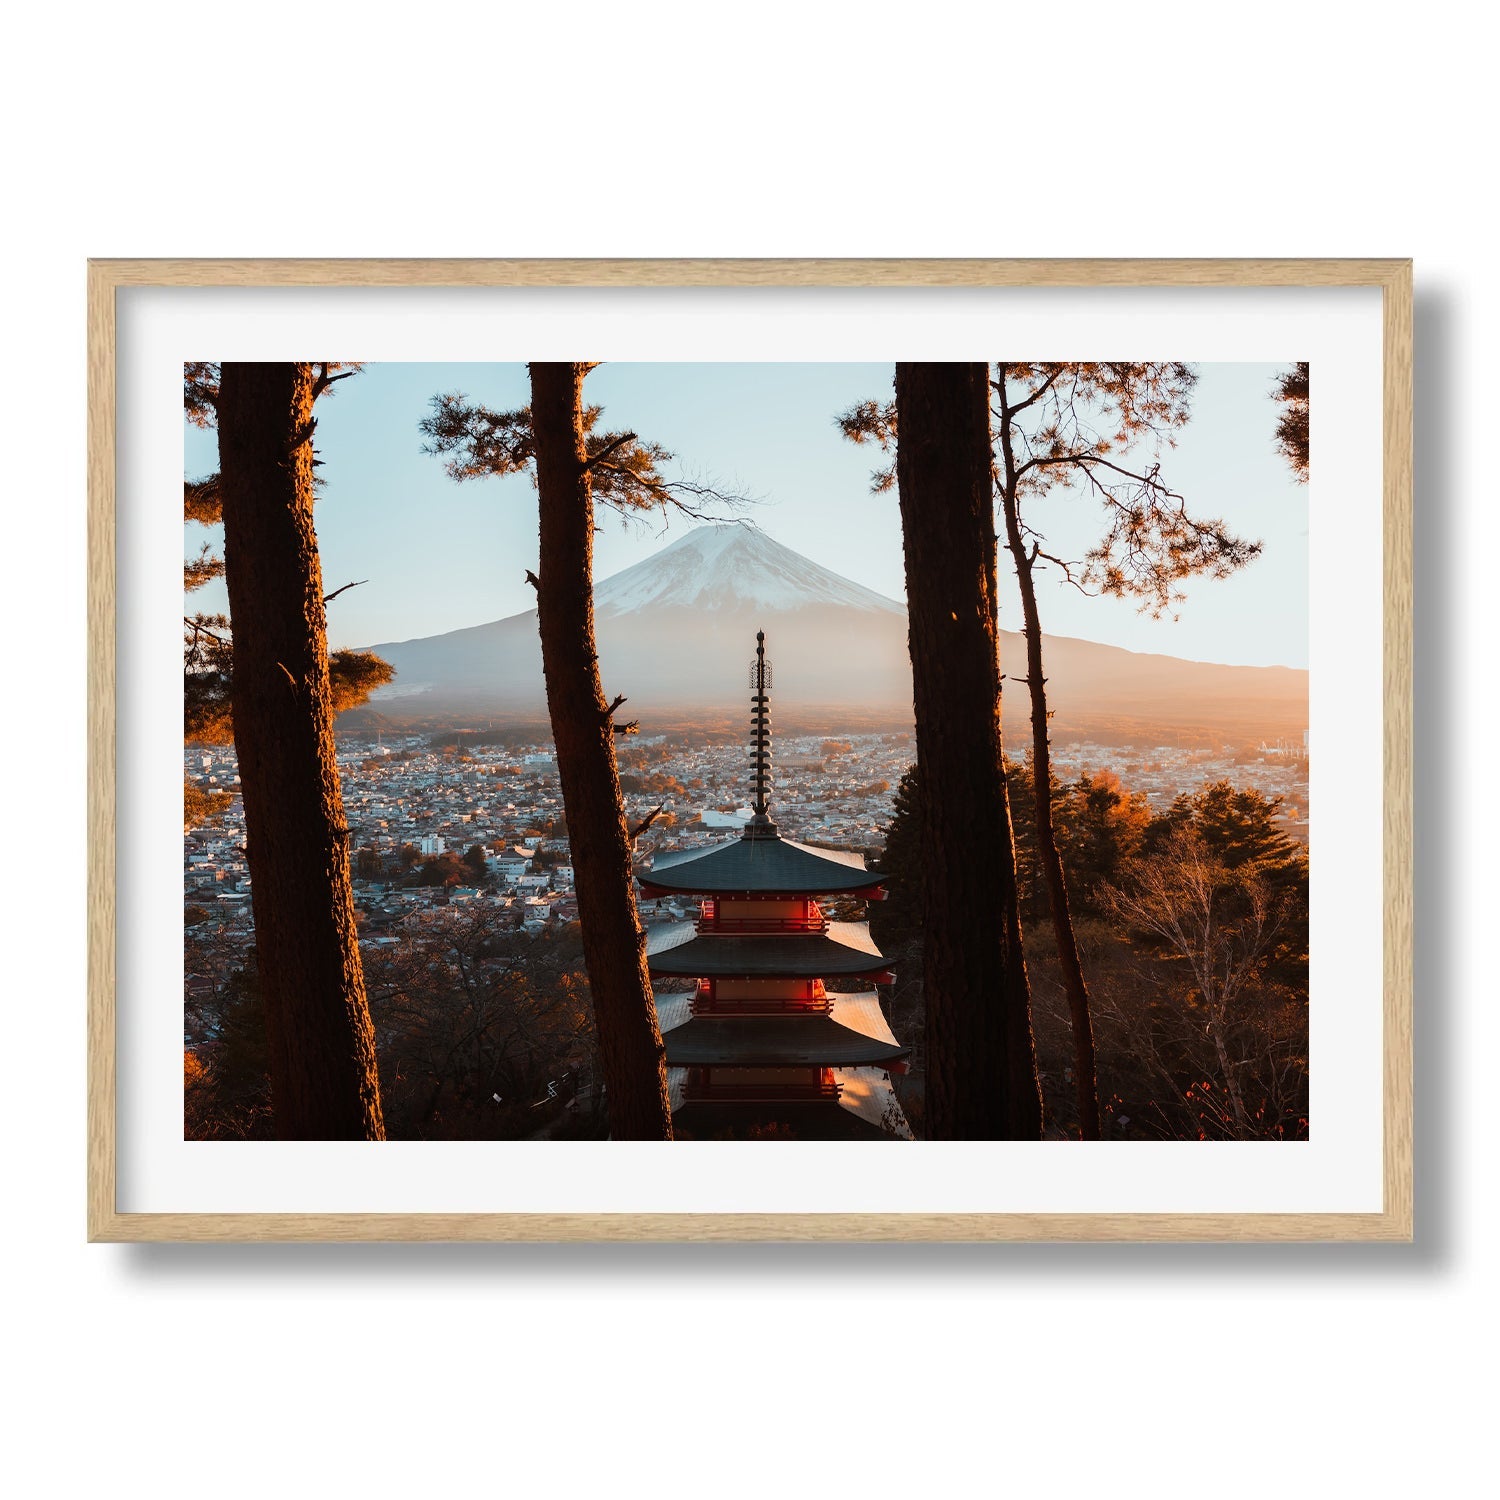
[1,4,1489,1494]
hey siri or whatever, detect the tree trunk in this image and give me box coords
[1206,1001,1252,1137]
[894,362,1043,1140]
[217,362,384,1140]
[997,485,1103,1140]
[528,362,673,1140]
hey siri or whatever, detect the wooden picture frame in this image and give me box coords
[88,258,1413,1242]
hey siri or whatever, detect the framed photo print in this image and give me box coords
[88,258,1412,1240]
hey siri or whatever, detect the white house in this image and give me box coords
[700,807,753,830]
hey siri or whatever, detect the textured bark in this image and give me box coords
[528,363,673,1140]
[1208,1010,1252,1137]
[894,363,1043,1139]
[997,468,1103,1140]
[217,362,384,1140]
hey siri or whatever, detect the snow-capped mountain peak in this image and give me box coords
[593,521,903,616]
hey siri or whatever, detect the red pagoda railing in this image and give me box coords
[682,1072,842,1105]
[695,898,829,935]
[690,979,833,1016]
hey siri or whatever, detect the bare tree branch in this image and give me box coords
[630,803,666,841]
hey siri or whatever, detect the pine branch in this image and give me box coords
[184,615,230,645]
[602,692,639,734]
[311,363,361,401]
[184,475,222,525]
[630,803,666,840]
[582,431,637,472]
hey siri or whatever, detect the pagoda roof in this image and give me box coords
[639,834,880,897]
[662,1017,905,1068]
[654,990,907,1068]
[832,1066,914,1138]
[645,920,891,978]
[664,1065,912,1140]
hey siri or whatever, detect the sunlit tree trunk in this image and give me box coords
[528,362,673,1140]
[217,361,384,1140]
[894,362,1043,1140]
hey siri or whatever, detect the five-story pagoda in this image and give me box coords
[640,632,911,1139]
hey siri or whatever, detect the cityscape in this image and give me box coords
[185,728,1309,949]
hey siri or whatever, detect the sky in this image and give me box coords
[184,362,1309,668]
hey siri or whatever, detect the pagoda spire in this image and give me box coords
[744,629,778,840]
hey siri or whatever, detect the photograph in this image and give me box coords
[180,356,1312,1147]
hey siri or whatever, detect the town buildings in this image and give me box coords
[184,722,1309,944]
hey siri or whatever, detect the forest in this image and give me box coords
[183,359,1310,1142]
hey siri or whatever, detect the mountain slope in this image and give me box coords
[594,520,904,616]
[355,522,1307,740]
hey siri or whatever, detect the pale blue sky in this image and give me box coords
[184,362,1308,668]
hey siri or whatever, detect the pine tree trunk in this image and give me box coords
[217,362,384,1140]
[528,363,673,1141]
[998,487,1103,1140]
[894,363,1043,1140]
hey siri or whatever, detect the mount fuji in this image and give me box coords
[353,521,1307,740]
[592,521,904,617]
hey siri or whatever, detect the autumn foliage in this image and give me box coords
[877,761,1309,1140]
